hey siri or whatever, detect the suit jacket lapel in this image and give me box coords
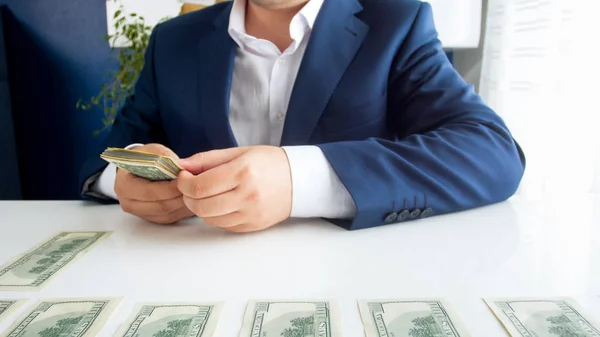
[197,6,239,149]
[281,0,369,146]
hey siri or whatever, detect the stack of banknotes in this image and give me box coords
[100,147,182,181]
[1,232,599,337]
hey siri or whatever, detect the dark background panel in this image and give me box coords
[0,0,113,200]
[0,6,21,199]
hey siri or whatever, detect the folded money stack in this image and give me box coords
[100,147,182,181]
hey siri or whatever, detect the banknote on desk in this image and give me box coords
[358,299,471,337]
[100,147,182,181]
[485,297,600,337]
[114,302,224,337]
[0,298,120,337]
[239,300,342,337]
[0,231,111,291]
[0,299,26,323]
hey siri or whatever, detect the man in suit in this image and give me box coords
[80,0,526,232]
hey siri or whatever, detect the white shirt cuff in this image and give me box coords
[93,163,119,200]
[90,143,144,200]
[282,145,357,219]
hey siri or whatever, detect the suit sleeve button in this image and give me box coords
[421,208,433,217]
[409,209,421,219]
[384,212,398,223]
[398,210,410,221]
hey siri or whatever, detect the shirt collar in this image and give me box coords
[228,0,324,48]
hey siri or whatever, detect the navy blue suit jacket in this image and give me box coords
[80,0,526,230]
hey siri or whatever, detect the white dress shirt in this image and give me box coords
[92,0,357,219]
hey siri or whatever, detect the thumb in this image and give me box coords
[179,147,249,174]
[156,146,179,159]
[137,143,179,159]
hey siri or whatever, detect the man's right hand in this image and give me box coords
[114,143,194,224]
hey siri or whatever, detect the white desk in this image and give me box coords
[1,195,599,336]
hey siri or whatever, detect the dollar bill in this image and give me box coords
[0,231,111,291]
[358,299,471,337]
[0,298,120,337]
[114,302,224,337]
[0,300,26,323]
[239,300,341,337]
[485,297,600,337]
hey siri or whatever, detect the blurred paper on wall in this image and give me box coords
[479,0,600,197]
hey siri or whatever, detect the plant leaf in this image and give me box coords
[79,5,163,134]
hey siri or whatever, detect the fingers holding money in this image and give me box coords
[121,195,183,214]
[122,197,193,225]
[115,170,192,224]
[138,204,195,225]
[182,191,245,219]
[176,146,292,232]
[121,193,191,220]
[201,212,246,229]
[134,143,179,159]
[176,165,240,201]
[103,143,191,224]
[115,171,181,202]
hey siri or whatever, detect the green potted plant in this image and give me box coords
[77,0,170,135]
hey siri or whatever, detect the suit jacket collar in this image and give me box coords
[196,0,369,149]
[281,0,368,145]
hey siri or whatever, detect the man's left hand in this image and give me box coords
[177,146,293,232]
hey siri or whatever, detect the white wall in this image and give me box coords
[426,0,482,48]
[453,0,488,91]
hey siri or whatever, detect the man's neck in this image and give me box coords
[245,1,308,52]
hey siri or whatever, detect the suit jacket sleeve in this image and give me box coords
[317,3,526,230]
[78,24,167,202]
